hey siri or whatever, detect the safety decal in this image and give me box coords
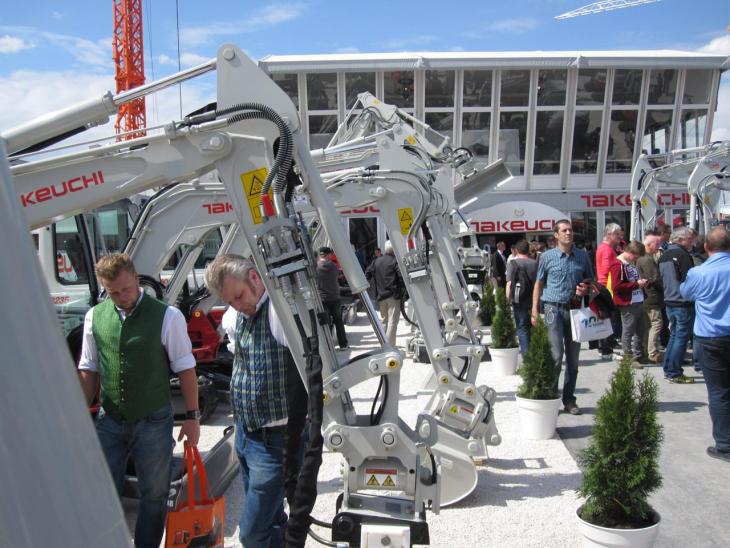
[364,468,398,488]
[406,135,417,145]
[398,207,414,235]
[240,167,270,225]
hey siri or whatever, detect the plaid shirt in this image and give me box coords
[537,245,594,304]
[231,300,289,430]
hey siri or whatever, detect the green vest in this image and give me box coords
[92,294,171,421]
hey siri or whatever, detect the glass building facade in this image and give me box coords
[262,52,724,246]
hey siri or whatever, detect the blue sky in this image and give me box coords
[1,0,728,137]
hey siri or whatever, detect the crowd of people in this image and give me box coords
[74,219,728,546]
[492,221,730,462]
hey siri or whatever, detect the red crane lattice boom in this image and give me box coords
[113,0,146,139]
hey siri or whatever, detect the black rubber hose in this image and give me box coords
[285,309,324,547]
[218,103,293,195]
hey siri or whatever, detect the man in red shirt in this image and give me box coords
[595,223,623,359]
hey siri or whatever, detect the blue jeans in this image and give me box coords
[96,403,174,548]
[663,306,693,379]
[235,423,287,547]
[544,303,581,406]
[512,305,532,355]
[696,335,730,452]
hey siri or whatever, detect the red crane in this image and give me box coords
[112,0,146,139]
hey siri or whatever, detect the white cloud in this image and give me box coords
[380,35,437,50]
[0,26,110,67]
[487,18,540,34]
[465,18,540,39]
[335,47,360,54]
[699,35,730,56]
[180,52,211,67]
[0,70,114,130]
[711,76,730,142]
[158,54,176,66]
[181,3,305,46]
[0,35,35,54]
[0,67,215,152]
[51,12,64,20]
[697,35,730,142]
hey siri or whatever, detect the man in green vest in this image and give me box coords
[78,253,199,548]
[205,254,305,548]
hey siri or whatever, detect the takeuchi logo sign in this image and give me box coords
[471,219,556,233]
[580,192,690,208]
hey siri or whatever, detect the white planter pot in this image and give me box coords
[515,396,561,440]
[490,346,520,376]
[576,507,660,548]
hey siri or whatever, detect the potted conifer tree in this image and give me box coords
[515,318,562,439]
[576,354,663,547]
[490,288,519,376]
[478,277,496,328]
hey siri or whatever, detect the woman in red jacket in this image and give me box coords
[609,240,650,368]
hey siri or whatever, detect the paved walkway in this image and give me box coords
[558,347,727,547]
[153,313,728,547]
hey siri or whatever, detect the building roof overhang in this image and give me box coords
[259,50,729,73]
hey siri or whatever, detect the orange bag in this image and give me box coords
[165,441,225,547]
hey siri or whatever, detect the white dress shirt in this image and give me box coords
[220,292,289,354]
[78,289,196,374]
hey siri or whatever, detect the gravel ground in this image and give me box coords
[216,314,584,547]
[121,312,585,546]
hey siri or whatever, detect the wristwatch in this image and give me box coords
[185,409,201,420]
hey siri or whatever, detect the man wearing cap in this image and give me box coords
[317,246,349,350]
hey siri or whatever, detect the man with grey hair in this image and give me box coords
[204,254,305,547]
[595,223,623,359]
[637,234,664,363]
[371,240,404,346]
[658,226,696,383]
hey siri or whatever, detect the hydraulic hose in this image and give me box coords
[221,104,293,195]
[285,309,324,547]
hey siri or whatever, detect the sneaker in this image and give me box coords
[665,374,694,384]
[694,366,702,373]
[600,352,613,360]
[649,354,663,364]
[563,403,582,415]
[707,447,730,463]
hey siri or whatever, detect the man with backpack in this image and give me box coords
[505,239,537,355]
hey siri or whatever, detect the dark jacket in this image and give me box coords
[372,253,402,301]
[636,254,663,308]
[658,244,694,306]
[316,259,341,302]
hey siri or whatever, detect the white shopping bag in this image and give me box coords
[569,306,613,342]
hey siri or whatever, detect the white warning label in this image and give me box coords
[363,467,398,488]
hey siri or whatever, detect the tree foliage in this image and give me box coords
[478,277,496,326]
[517,318,559,400]
[577,355,663,529]
[491,287,518,349]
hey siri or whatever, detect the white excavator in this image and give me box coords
[4,44,452,546]
[629,140,730,240]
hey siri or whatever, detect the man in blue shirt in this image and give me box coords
[532,219,593,415]
[680,227,730,463]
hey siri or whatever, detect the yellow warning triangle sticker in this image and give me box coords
[382,475,395,487]
[399,209,413,222]
[249,176,263,196]
[367,475,379,486]
[449,404,459,414]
